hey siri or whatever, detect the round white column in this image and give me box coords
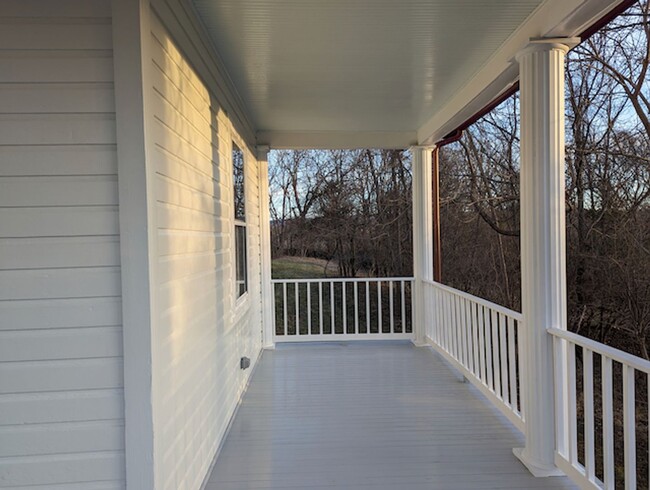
[514,37,578,477]
[410,146,433,346]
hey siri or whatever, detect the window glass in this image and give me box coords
[235,225,247,297]
[233,143,247,298]
[233,144,245,221]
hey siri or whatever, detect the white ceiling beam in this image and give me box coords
[257,130,418,150]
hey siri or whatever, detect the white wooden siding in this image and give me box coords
[0,1,125,488]
[149,8,262,490]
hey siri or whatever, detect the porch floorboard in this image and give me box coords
[205,341,576,489]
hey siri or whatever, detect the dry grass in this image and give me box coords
[271,256,338,279]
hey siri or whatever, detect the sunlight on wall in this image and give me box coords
[149,11,262,490]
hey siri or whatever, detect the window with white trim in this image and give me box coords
[233,143,247,298]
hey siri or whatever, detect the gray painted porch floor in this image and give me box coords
[205,342,576,489]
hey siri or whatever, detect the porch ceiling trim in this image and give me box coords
[417,0,631,146]
[256,130,418,150]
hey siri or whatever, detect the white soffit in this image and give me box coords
[190,0,628,148]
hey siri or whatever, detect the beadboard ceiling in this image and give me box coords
[190,0,625,147]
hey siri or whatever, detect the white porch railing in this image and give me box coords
[423,279,525,432]
[272,277,414,342]
[420,280,650,489]
[551,328,650,490]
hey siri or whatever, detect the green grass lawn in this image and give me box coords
[271,256,332,279]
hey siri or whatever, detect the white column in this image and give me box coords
[258,146,275,349]
[514,37,578,477]
[411,146,434,346]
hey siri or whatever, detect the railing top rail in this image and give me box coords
[549,327,650,375]
[271,277,415,284]
[424,279,523,322]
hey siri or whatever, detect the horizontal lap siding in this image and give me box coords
[0,1,125,488]
[240,145,262,387]
[150,10,262,490]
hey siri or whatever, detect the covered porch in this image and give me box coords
[206,341,575,489]
[1,0,646,489]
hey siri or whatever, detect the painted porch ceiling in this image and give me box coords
[191,0,544,137]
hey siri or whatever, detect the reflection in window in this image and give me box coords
[233,143,247,298]
[233,144,245,221]
[235,225,247,297]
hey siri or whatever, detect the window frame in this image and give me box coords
[232,142,248,306]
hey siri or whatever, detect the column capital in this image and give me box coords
[516,36,580,62]
[409,145,435,152]
[256,144,270,161]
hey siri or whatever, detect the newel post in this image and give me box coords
[514,37,578,476]
[257,145,275,349]
[411,146,434,346]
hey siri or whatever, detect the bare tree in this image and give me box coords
[270,149,412,277]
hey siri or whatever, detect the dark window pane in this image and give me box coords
[233,144,245,221]
[236,225,247,297]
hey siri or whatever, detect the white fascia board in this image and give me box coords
[416,0,629,145]
[257,130,418,150]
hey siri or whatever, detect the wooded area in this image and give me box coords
[270,149,413,277]
[269,1,650,360]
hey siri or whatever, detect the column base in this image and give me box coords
[263,343,276,350]
[513,448,564,477]
[411,339,428,347]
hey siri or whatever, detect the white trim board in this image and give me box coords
[111,0,157,487]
